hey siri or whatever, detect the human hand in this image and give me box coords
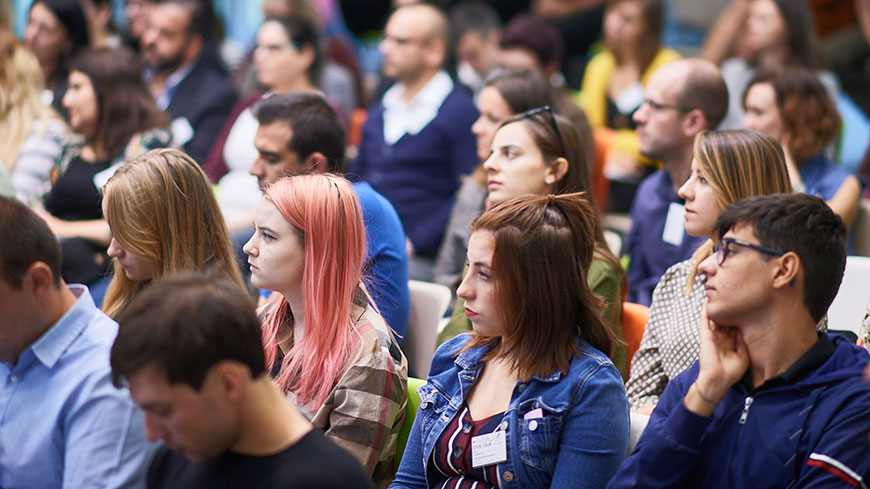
[684,302,749,415]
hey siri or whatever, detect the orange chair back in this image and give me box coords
[622,302,649,375]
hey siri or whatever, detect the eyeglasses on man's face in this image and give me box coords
[642,98,693,113]
[714,237,785,266]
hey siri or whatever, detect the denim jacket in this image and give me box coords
[390,334,629,489]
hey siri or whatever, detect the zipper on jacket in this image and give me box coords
[738,396,754,424]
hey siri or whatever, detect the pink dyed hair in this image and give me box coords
[261,174,367,409]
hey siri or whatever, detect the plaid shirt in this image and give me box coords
[286,291,408,488]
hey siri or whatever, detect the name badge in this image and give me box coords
[662,202,686,246]
[471,431,507,468]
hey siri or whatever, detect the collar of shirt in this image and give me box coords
[738,333,835,393]
[28,285,94,369]
[146,60,197,110]
[381,70,453,145]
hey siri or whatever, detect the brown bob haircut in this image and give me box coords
[743,66,840,165]
[463,192,616,379]
[68,47,169,158]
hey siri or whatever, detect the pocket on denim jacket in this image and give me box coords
[417,383,451,433]
[517,398,564,471]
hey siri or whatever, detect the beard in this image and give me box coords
[144,45,187,74]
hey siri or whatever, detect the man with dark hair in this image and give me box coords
[609,193,870,488]
[250,92,410,340]
[624,58,728,306]
[449,1,502,96]
[349,2,478,280]
[111,274,373,488]
[140,0,236,163]
[0,196,151,488]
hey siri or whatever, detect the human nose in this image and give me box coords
[482,151,497,173]
[677,176,693,201]
[242,233,257,257]
[633,101,649,124]
[107,237,123,258]
[699,251,718,277]
[456,271,473,301]
[143,413,168,443]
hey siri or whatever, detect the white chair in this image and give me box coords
[404,280,452,377]
[852,198,870,257]
[827,256,870,338]
[604,229,623,256]
[627,412,650,455]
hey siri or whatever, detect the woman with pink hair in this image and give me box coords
[243,173,407,487]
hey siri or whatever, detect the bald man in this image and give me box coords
[624,59,729,306]
[348,3,478,280]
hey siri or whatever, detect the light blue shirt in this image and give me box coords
[0,285,152,488]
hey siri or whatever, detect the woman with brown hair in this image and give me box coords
[742,66,861,229]
[391,193,629,489]
[35,47,172,292]
[438,106,629,378]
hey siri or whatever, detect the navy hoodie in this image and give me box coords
[608,333,870,488]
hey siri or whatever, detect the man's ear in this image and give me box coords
[210,361,248,402]
[682,109,707,138]
[183,34,204,63]
[771,251,800,290]
[303,152,330,174]
[25,262,56,297]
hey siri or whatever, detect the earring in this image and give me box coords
[545,176,554,185]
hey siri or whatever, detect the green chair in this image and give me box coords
[395,377,426,471]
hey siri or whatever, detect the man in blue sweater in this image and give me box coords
[608,193,870,488]
[348,3,479,280]
[248,93,410,341]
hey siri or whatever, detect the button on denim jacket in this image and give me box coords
[390,333,630,489]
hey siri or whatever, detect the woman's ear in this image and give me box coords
[547,156,569,184]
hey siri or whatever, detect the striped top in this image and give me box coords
[430,404,504,489]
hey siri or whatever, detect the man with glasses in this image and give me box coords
[624,58,728,306]
[608,193,870,488]
[348,3,478,281]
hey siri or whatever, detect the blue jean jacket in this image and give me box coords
[390,334,629,489]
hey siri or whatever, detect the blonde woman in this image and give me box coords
[625,129,794,412]
[0,30,66,203]
[100,148,246,318]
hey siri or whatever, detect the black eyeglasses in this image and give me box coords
[714,237,785,266]
[517,106,566,157]
[642,99,693,113]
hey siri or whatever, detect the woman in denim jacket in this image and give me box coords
[391,193,630,489]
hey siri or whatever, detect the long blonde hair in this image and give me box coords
[0,31,62,170]
[101,149,246,317]
[684,130,793,292]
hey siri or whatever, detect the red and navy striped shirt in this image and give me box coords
[429,404,505,489]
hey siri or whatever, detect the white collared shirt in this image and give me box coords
[381,71,453,145]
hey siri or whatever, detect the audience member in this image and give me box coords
[531,0,606,88]
[701,0,839,130]
[100,148,246,318]
[204,15,326,230]
[743,66,862,229]
[392,193,629,489]
[437,108,629,379]
[110,273,374,489]
[608,193,870,488]
[140,0,237,163]
[448,1,502,96]
[23,0,90,109]
[248,93,410,340]
[433,67,551,292]
[121,0,152,51]
[244,174,407,486]
[625,129,792,411]
[624,58,727,306]
[81,0,120,48]
[495,12,596,179]
[348,3,478,280]
[0,30,67,204]
[579,0,681,203]
[37,47,172,290]
[0,195,152,488]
